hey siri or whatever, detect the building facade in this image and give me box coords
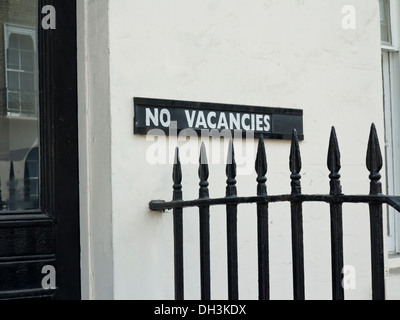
[1,0,400,300]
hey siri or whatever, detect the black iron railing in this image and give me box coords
[149,123,400,300]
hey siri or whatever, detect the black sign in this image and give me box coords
[134,98,304,140]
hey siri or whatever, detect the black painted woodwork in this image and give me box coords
[0,0,80,300]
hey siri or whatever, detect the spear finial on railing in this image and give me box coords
[366,123,383,195]
[199,142,209,199]
[327,126,344,300]
[226,139,239,299]
[255,135,267,196]
[226,139,237,197]
[327,126,342,196]
[173,147,182,201]
[172,147,184,300]
[366,123,385,300]
[198,141,211,300]
[290,129,302,195]
[255,134,270,300]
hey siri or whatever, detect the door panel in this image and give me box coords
[0,0,80,299]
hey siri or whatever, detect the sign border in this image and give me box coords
[134,97,304,141]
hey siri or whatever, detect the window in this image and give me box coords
[380,0,400,254]
[4,25,38,118]
[380,0,392,44]
[0,1,40,212]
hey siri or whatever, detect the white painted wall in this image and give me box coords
[78,0,400,299]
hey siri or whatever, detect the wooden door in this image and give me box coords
[0,0,80,300]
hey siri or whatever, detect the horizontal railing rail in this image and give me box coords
[150,194,400,211]
[149,123,399,300]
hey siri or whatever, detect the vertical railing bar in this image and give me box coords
[290,129,305,300]
[172,148,184,300]
[327,127,345,300]
[199,142,211,300]
[163,124,390,300]
[330,205,344,299]
[366,123,385,300]
[226,139,239,300]
[162,123,392,301]
[255,135,270,300]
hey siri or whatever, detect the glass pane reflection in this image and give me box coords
[0,0,40,211]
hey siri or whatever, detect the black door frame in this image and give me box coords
[0,0,80,300]
[41,0,80,300]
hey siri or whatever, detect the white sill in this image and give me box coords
[381,44,399,52]
[6,114,38,121]
[387,253,400,271]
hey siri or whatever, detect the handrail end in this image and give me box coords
[149,200,167,212]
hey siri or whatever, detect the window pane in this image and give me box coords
[27,162,38,177]
[20,51,34,71]
[380,0,392,44]
[18,35,33,51]
[0,1,40,211]
[20,73,34,92]
[7,49,20,69]
[8,34,19,49]
[7,71,19,90]
[29,179,39,197]
[7,92,20,112]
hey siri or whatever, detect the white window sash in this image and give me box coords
[4,24,37,52]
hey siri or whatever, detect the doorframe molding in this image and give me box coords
[39,0,81,300]
[77,0,114,300]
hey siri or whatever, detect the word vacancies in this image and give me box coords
[134,98,304,141]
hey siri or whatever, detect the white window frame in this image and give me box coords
[381,0,400,256]
[3,24,38,119]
